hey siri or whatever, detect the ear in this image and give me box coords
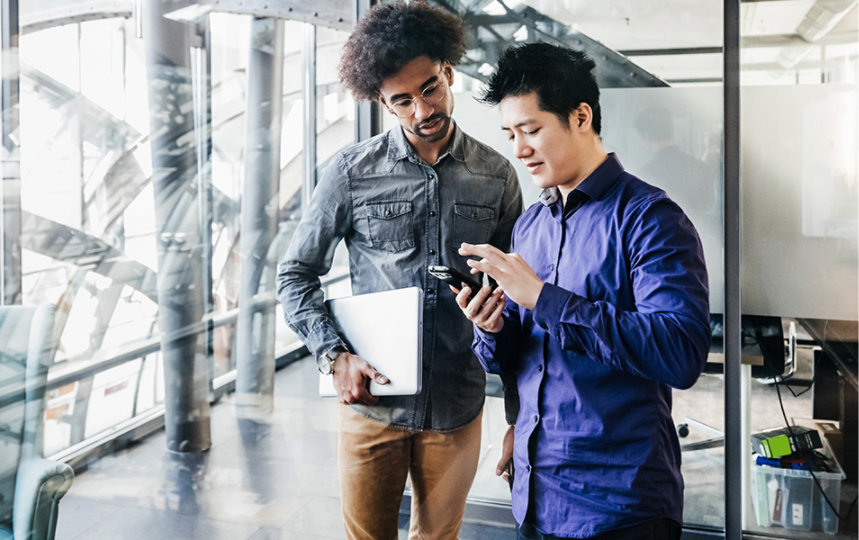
[571,103,593,131]
[438,61,453,85]
[378,94,394,115]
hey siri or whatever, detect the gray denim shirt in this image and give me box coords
[277,123,523,431]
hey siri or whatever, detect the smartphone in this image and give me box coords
[428,265,483,300]
[505,458,515,490]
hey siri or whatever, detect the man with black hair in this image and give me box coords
[454,43,710,539]
[276,2,522,539]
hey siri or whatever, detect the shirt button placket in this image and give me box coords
[426,169,440,275]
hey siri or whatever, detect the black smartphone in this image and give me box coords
[505,458,515,490]
[428,265,483,300]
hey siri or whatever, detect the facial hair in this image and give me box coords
[408,113,453,144]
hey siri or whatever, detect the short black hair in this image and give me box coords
[481,43,602,134]
[339,1,466,101]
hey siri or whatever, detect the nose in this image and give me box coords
[413,97,435,120]
[513,136,532,160]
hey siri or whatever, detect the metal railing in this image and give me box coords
[43,270,349,467]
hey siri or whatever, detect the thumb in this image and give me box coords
[496,456,508,476]
[365,363,389,385]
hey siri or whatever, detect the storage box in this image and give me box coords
[751,439,845,534]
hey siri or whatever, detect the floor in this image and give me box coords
[55,357,517,540]
[54,352,857,539]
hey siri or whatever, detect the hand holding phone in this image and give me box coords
[433,264,506,333]
[504,458,515,490]
[428,265,483,301]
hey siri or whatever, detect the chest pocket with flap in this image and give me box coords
[451,203,496,249]
[366,200,415,252]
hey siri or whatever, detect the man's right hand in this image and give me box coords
[332,351,389,406]
[496,424,515,486]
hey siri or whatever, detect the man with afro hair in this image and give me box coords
[277,2,523,538]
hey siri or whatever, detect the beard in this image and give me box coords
[408,113,453,144]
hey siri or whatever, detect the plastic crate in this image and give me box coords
[751,439,845,534]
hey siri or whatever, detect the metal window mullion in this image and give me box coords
[354,0,380,142]
[1,0,21,305]
[724,0,743,539]
[190,21,214,396]
[303,23,317,208]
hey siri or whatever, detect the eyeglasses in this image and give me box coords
[387,75,448,118]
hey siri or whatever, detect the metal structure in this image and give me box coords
[437,0,668,88]
[236,16,284,417]
[302,23,317,208]
[1,0,21,305]
[723,0,743,537]
[142,0,211,453]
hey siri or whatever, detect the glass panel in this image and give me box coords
[740,1,858,538]
[14,10,357,459]
[20,16,162,456]
[452,2,726,531]
[273,24,355,357]
[603,86,726,530]
[210,13,250,333]
[316,25,355,189]
[209,13,249,381]
[315,25,354,280]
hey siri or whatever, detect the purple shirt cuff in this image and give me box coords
[532,282,575,334]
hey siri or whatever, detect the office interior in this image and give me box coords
[0,0,856,539]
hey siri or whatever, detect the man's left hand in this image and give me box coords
[459,243,544,310]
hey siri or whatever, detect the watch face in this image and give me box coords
[316,353,334,375]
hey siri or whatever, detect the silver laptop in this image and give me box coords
[319,287,423,397]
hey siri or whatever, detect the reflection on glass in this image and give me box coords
[14,8,361,459]
[739,1,858,538]
[0,304,74,536]
[603,87,724,313]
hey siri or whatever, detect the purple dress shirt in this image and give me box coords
[473,153,710,538]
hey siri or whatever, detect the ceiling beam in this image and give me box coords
[164,0,352,31]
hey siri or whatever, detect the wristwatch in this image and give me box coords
[317,348,345,375]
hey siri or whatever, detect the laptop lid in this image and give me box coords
[319,287,423,397]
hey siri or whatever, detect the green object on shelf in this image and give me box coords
[751,426,823,458]
[761,434,792,458]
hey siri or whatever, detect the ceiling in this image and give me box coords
[506,0,858,84]
[17,0,859,85]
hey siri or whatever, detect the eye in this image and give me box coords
[524,128,541,136]
[422,83,440,97]
[392,98,413,109]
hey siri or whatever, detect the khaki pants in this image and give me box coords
[337,406,483,540]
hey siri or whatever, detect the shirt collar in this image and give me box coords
[539,153,625,208]
[386,121,462,165]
